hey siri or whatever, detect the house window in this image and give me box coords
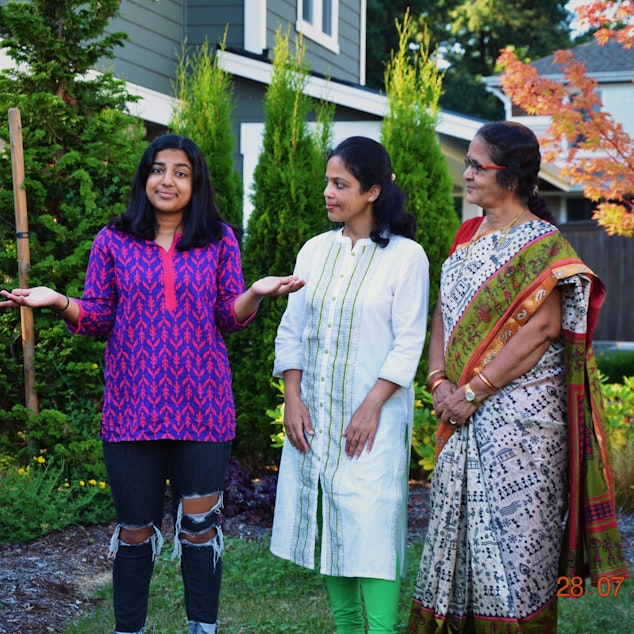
[566,197,596,222]
[297,0,339,53]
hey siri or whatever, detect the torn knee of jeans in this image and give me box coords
[171,492,224,562]
[108,523,164,561]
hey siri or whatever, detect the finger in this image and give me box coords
[288,433,306,453]
[343,434,356,457]
[353,436,367,458]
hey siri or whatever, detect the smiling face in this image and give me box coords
[323,155,379,236]
[463,135,512,210]
[145,148,193,220]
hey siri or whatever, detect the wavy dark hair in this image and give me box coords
[476,121,556,224]
[109,134,235,250]
[328,136,417,246]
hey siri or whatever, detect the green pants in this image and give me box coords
[324,564,401,634]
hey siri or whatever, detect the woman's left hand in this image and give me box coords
[343,400,381,459]
[251,275,305,297]
[343,379,398,458]
[434,388,478,428]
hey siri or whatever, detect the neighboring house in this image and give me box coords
[483,38,634,342]
[99,0,483,222]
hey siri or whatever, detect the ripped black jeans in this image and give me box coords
[103,440,231,634]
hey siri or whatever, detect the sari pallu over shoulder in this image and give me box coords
[435,227,629,586]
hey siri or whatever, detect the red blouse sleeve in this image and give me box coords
[448,217,485,255]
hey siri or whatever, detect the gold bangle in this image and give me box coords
[427,369,446,384]
[476,369,499,392]
[429,377,448,393]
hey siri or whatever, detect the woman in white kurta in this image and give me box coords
[271,137,429,634]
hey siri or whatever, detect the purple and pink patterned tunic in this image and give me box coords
[67,225,253,443]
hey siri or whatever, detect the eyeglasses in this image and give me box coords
[464,157,506,174]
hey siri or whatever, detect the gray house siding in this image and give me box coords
[334,0,362,83]
[186,2,245,48]
[105,1,363,94]
[267,0,361,85]
[103,0,184,96]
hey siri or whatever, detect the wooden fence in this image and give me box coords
[560,222,633,343]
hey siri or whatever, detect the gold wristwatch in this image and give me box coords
[464,383,481,407]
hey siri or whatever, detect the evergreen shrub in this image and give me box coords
[227,28,333,467]
[171,33,243,231]
[381,12,459,383]
[0,0,146,513]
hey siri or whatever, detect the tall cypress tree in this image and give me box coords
[170,34,243,231]
[228,28,333,467]
[381,12,459,378]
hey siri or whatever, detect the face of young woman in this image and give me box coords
[463,135,511,210]
[324,155,377,231]
[145,149,193,218]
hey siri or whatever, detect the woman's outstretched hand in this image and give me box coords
[234,275,305,323]
[0,286,65,310]
[251,275,305,298]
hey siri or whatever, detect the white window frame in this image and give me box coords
[297,0,339,54]
[244,0,267,55]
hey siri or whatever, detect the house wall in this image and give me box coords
[267,0,361,85]
[186,1,246,47]
[600,82,634,135]
[105,0,185,96]
[107,0,363,106]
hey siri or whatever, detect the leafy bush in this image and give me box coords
[411,383,438,479]
[228,27,333,468]
[0,454,114,544]
[382,14,459,386]
[171,33,243,231]
[0,404,107,483]
[600,375,634,511]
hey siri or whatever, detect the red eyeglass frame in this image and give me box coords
[464,157,506,171]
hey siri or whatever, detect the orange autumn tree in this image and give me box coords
[496,1,634,237]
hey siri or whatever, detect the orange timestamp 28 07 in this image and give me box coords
[557,576,628,597]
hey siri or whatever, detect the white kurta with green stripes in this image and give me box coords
[271,229,429,580]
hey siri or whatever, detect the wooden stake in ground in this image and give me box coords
[8,107,39,414]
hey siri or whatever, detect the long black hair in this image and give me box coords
[476,121,556,224]
[328,136,417,246]
[110,134,234,250]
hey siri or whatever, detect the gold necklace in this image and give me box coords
[458,209,526,274]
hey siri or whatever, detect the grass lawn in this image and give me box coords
[64,535,632,633]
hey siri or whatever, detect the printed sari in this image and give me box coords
[408,219,629,634]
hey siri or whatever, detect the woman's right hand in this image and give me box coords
[0,286,65,310]
[431,380,459,422]
[283,395,313,453]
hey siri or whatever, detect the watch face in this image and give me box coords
[465,385,475,401]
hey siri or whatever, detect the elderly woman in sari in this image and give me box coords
[408,121,628,634]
